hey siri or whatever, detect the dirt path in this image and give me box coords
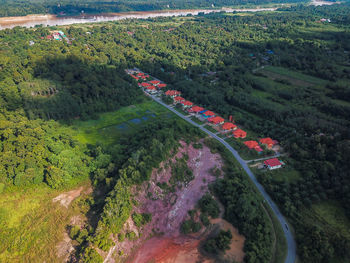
[52,186,84,208]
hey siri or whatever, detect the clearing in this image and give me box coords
[103,140,245,263]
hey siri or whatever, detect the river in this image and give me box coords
[0,8,277,30]
[0,0,338,30]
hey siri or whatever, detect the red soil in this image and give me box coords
[104,141,243,263]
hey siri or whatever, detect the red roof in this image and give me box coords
[203,110,215,117]
[140,82,151,87]
[244,141,259,149]
[157,83,167,88]
[190,106,204,113]
[174,96,185,102]
[165,90,181,96]
[149,80,161,85]
[255,146,263,152]
[233,129,247,138]
[130,75,139,80]
[264,158,282,167]
[208,116,224,124]
[259,138,276,148]
[146,86,156,90]
[182,101,193,106]
[137,73,145,76]
[222,122,237,130]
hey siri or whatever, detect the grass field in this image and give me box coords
[311,200,350,239]
[258,66,328,87]
[0,179,90,263]
[71,99,171,145]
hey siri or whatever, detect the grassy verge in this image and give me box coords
[263,203,288,263]
[190,116,204,125]
[203,124,218,133]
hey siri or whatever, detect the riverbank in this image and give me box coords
[0,7,277,29]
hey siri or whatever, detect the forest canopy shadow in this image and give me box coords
[21,55,142,121]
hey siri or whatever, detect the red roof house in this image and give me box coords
[130,75,139,80]
[174,96,185,103]
[244,141,263,153]
[137,72,145,77]
[181,101,193,108]
[202,110,215,118]
[208,116,225,125]
[259,138,276,149]
[222,122,237,131]
[190,106,204,113]
[140,82,151,87]
[146,86,157,93]
[165,90,181,97]
[264,158,282,170]
[157,83,167,88]
[233,129,247,138]
[149,80,161,85]
[244,141,259,149]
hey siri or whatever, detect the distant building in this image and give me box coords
[259,137,277,149]
[233,129,247,139]
[149,80,161,86]
[139,82,152,87]
[244,141,263,153]
[157,83,167,89]
[264,158,283,170]
[222,122,237,131]
[207,116,224,125]
[202,110,215,118]
[189,106,204,113]
[181,100,193,108]
[146,86,157,94]
[165,90,181,97]
[173,96,185,103]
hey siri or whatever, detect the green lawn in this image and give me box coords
[203,124,218,133]
[71,100,171,145]
[190,116,205,125]
[311,200,350,239]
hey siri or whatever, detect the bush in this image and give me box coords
[203,230,232,254]
[200,213,210,227]
[126,231,137,241]
[198,194,220,218]
[132,212,152,227]
[81,247,103,263]
[180,219,202,234]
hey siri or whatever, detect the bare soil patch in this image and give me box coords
[52,186,84,208]
[103,140,245,263]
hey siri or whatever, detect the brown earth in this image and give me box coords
[52,186,84,208]
[103,141,245,263]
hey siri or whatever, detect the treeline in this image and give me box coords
[0,110,91,188]
[0,0,306,17]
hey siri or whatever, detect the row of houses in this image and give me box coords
[126,69,283,169]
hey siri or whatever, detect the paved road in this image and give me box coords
[149,94,296,263]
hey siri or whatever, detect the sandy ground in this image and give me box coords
[211,218,246,263]
[52,186,84,208]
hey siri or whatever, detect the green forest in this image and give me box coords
[1,2,350,263]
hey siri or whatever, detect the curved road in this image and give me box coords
[149,94,296,263]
